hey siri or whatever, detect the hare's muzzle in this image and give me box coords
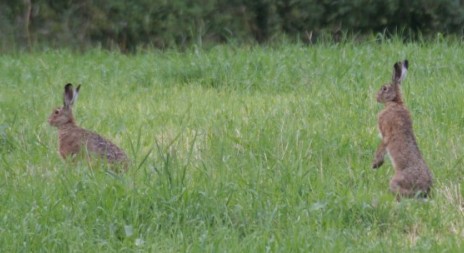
[48,116,55,126]
[376,93,382,103]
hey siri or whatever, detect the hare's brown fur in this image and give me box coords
[372,60,432,199]
[49,84,128,171]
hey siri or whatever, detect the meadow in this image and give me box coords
[1,38,464,252]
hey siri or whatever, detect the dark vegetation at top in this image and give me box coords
[1,0,464,52]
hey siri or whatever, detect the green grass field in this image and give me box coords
[1,38,464,252]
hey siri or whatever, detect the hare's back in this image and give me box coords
[84,131,127,162]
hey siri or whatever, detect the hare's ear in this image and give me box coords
[74,84,81,103]
[392,59,408,84]
[63,83,80,109]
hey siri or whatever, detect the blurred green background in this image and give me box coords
[2,0,464,51]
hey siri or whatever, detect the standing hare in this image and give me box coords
[48,83,129,171]
[372,60,433,199]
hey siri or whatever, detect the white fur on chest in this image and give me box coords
[387,149,396,168]
[377,126,383,139]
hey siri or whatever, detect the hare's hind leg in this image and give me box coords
[390,177,415,200]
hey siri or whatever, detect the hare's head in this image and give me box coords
[376,60,408,103]
[48,83,80,127]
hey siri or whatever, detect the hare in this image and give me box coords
[48,83,129,171]
[372,60,432,199]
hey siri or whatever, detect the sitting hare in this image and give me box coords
[372,60,433,199]
[49,83,129,171]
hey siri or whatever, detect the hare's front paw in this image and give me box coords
[372,159,384,169]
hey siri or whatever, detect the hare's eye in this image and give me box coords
[54,110,59,115]
[382,86,388,91]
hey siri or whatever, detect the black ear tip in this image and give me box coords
[403,60,409,69]
[64,83,73,90]
[76,84,81,92]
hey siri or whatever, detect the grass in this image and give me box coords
[1,38,464,252]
